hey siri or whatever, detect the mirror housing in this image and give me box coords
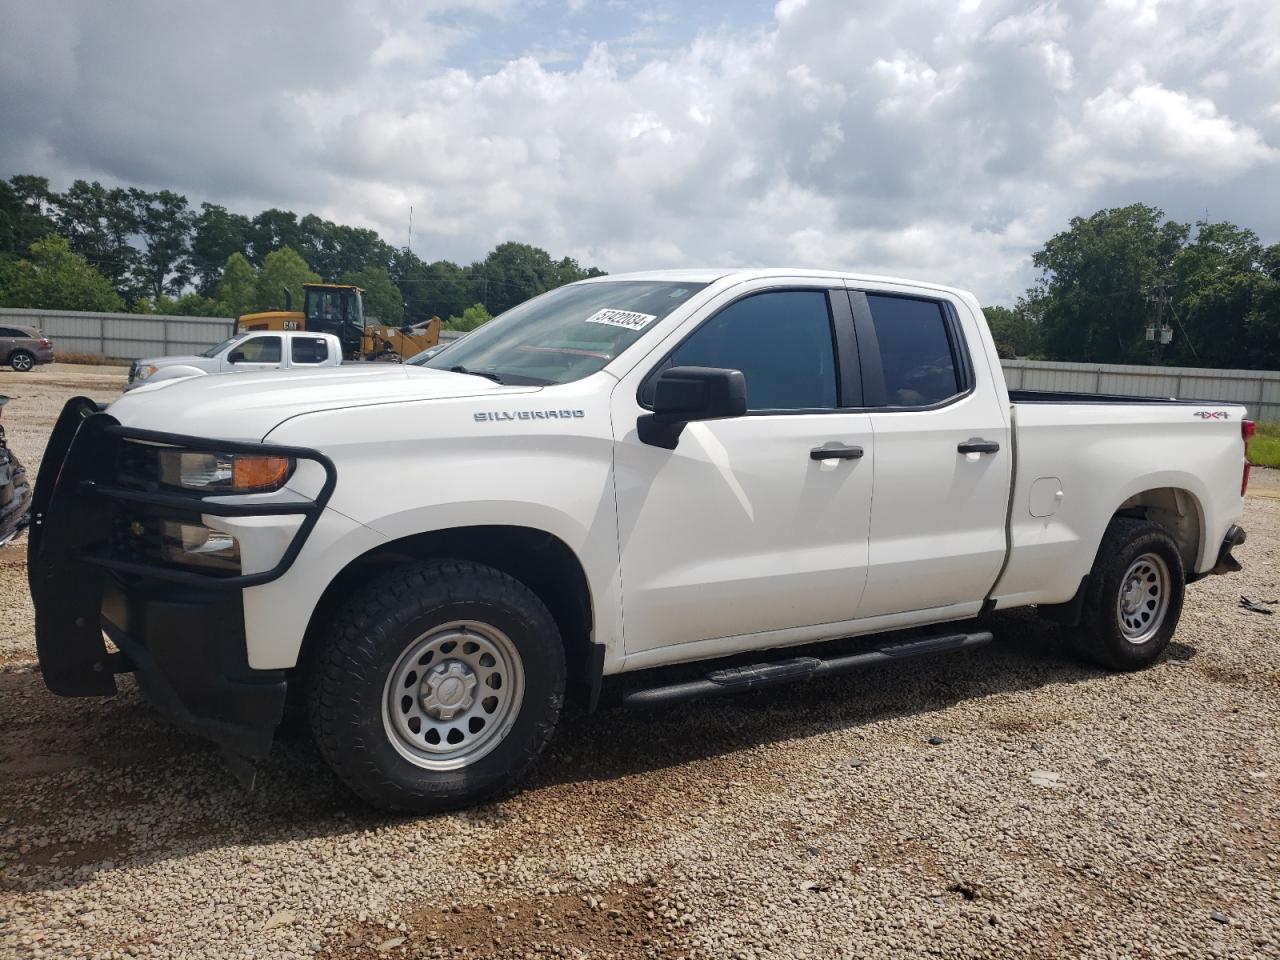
[227,350,246,363]
[637,365,747,449]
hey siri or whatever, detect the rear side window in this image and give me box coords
[668,290,838,411]
[291,337,329,364]
[866,295,960,406]
[0,329,23,338]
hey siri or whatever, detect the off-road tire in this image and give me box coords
[1072,517,1185,671]
[8,350,34,372]
[308,559,565,812]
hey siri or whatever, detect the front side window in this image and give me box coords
[234,336,282,364]
[866,295,961,407]
[668,290,838,411]
[291,336,329,364]
[423,281,705,385]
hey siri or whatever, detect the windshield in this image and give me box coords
[200,333,248,358]
[421,281,705,385]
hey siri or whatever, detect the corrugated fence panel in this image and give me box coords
[1003,360,1280,421]
[0,307,233,359]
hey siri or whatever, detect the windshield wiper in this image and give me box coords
[449,365,504,384]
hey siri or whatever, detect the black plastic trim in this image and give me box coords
[1208,524,1246,577]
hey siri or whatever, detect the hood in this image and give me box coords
[109,364,537,440]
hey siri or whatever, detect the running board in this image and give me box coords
[620,631,993,710]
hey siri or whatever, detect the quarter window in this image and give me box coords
[668,290,838,411]
[866,295,960,406]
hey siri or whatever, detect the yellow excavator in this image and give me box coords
[238,283,440,361]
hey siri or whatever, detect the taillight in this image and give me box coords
[1242,419,1255,496]
[39,337,50,347]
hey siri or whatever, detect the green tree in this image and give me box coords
[130,188,195,300]
[247,208,304,264]
[0,175,56,262]
[443,303,492,332]
[54,179,141,301]
[982,304,1040,358]
[190,203,251,295]
[340,265,402,324]
[254,246,318,312]
[0,234,123,311]
[1029,204,1187,363]
[394,251,476,323]
[218,252,258,318]
[471,242,603,315]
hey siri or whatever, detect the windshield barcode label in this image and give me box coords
[584,309,657,330]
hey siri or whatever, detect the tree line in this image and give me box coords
[983,203,1280,370]
[3,176,1278,368]
[0,174,604,329]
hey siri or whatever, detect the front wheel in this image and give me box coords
[1072,518,1185,671]
[308,560,566,812]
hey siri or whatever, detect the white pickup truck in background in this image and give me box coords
[125,330,343,391]
[31,269,1249,811]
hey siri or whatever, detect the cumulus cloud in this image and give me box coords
[1,0,1278,305]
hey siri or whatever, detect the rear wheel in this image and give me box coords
[8,350,34,372]
[308,560,566,812]
[1072,518,1185,670]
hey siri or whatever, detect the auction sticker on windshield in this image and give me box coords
[584,309,657,330]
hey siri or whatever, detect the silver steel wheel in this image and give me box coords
[1116,552,1170,644]
[381,620,525,771]
[9,352,32,372]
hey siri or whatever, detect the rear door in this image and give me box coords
[850,287,1012,618]
[0,328,20,363]
[289,335,330,368]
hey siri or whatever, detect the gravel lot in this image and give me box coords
[2,363,1278,959]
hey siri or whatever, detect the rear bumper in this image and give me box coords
[1209,524,1247,576]
[28,397,333,759]
[35,346,54,364]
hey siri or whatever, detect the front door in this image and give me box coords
[226,334,283,373]
[611,282,874,658]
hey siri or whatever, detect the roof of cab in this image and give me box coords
[579,268,977,303]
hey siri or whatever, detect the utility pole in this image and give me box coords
[1146,283,1173,364]
[407,205,413,255]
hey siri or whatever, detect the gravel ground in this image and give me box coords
[1,363,1278,959]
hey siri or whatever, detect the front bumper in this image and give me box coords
[28,397,334,759]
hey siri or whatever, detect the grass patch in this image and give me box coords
[1249,422,1280,468]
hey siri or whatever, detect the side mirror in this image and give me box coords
[227,350,246,363]
[637,366,747,449]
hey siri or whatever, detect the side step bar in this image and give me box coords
[620,631,993,710]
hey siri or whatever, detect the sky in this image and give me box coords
[1,0,1278,305]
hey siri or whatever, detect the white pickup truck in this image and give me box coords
[31,269,1250,811]
[125,330,343,391]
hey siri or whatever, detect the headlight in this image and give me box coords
[158,451,294,493]
[134,364,158,382]
[160,521,240,572]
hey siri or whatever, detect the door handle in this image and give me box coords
[957,439,1000,455]
[810,444,864,461]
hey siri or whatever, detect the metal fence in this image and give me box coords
[1002,359,1280,422]
[0,307,234,359]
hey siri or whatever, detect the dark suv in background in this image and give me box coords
[0,325,54,371]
